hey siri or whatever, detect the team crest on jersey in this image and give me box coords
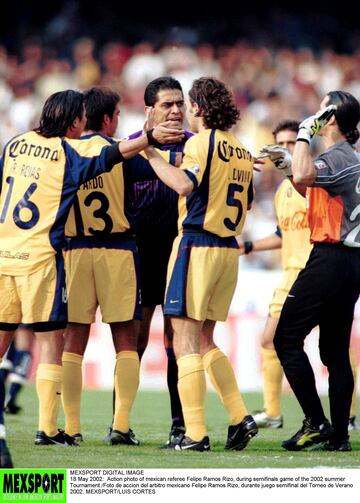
[315,160,327,170]
[62,287,68,304]
[188,164,200,175]
[286,186,293,197]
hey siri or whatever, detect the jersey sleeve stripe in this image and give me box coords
[183,130,215,229]
[184,170,198,188]
[314,167,360,185]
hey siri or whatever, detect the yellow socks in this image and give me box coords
[203,347,247,425]
[261,347,283,418]
[349,348,357,418]
[112,351,140,433]
[62,352,83,436]
[36,364,62,437]
[177,354,207,441]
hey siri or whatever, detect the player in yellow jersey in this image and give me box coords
[62,86,177,446]
[144,77,258,451]
[62,86,141,446]
[0,89,183,459]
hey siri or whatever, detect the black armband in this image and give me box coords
[146,128,161,147]
[244,240,253,254]
[105,143,125,167]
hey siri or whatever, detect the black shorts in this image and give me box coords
[136,229,177,307]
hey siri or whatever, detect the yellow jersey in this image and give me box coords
[274,179,312,269]
[65,134,129,236]
[0,130,122,275]
[179,129,254,238]
[65,134,175,237]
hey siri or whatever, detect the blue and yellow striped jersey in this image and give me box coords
[0,130,121,275]
[180,129,254,238]
[65,133,130,237]
[65,133,176,237]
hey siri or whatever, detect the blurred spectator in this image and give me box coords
[72,37,101,89]
[34,59,75,100]
[99,42,131,94]
[122,43,166,88]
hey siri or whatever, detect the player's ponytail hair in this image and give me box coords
[35,90,84,138]
[189,77,240,131]
[326,91,360,145]
[345,129,360,145]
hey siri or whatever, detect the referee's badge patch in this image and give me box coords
[315,160,327,170]
[188,164,200,175]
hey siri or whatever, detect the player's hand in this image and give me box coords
[150,121,184,145]
[143,107,155,132]
[258,144,293,177]
[297,105,337,143]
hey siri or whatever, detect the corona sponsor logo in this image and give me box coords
[9,139,59,161]
[218,140,253,163]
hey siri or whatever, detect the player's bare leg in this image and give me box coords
[137,306,155,358]
[253,315,284,428]
[0,332,15,359]
[0,330,15,467]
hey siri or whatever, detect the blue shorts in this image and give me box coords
[164,229,239,321]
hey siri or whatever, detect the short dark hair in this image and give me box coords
[144,76,183,107]
[189,77,240,131]
[35,90,84,138]
[84,86,120,131]
[326,91,360,145]
[272,120,300,140]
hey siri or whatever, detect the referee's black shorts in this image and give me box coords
[136,228,178,307]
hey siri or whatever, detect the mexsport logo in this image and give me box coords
[2,471,65,495]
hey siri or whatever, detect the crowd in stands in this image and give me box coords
[1,37,360,268]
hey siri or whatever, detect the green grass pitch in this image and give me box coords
[5,387,360,469]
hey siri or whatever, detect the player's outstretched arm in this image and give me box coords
[118,121,184,159]
[238,233,282,256]
[145,146,194,196]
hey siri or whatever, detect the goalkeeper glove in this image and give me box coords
[297,105,337,144]
[258,144,293,177]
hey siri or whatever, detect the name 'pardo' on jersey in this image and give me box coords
[179,129,254,238]
[65,133,130,237]
[0,130,117,275]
